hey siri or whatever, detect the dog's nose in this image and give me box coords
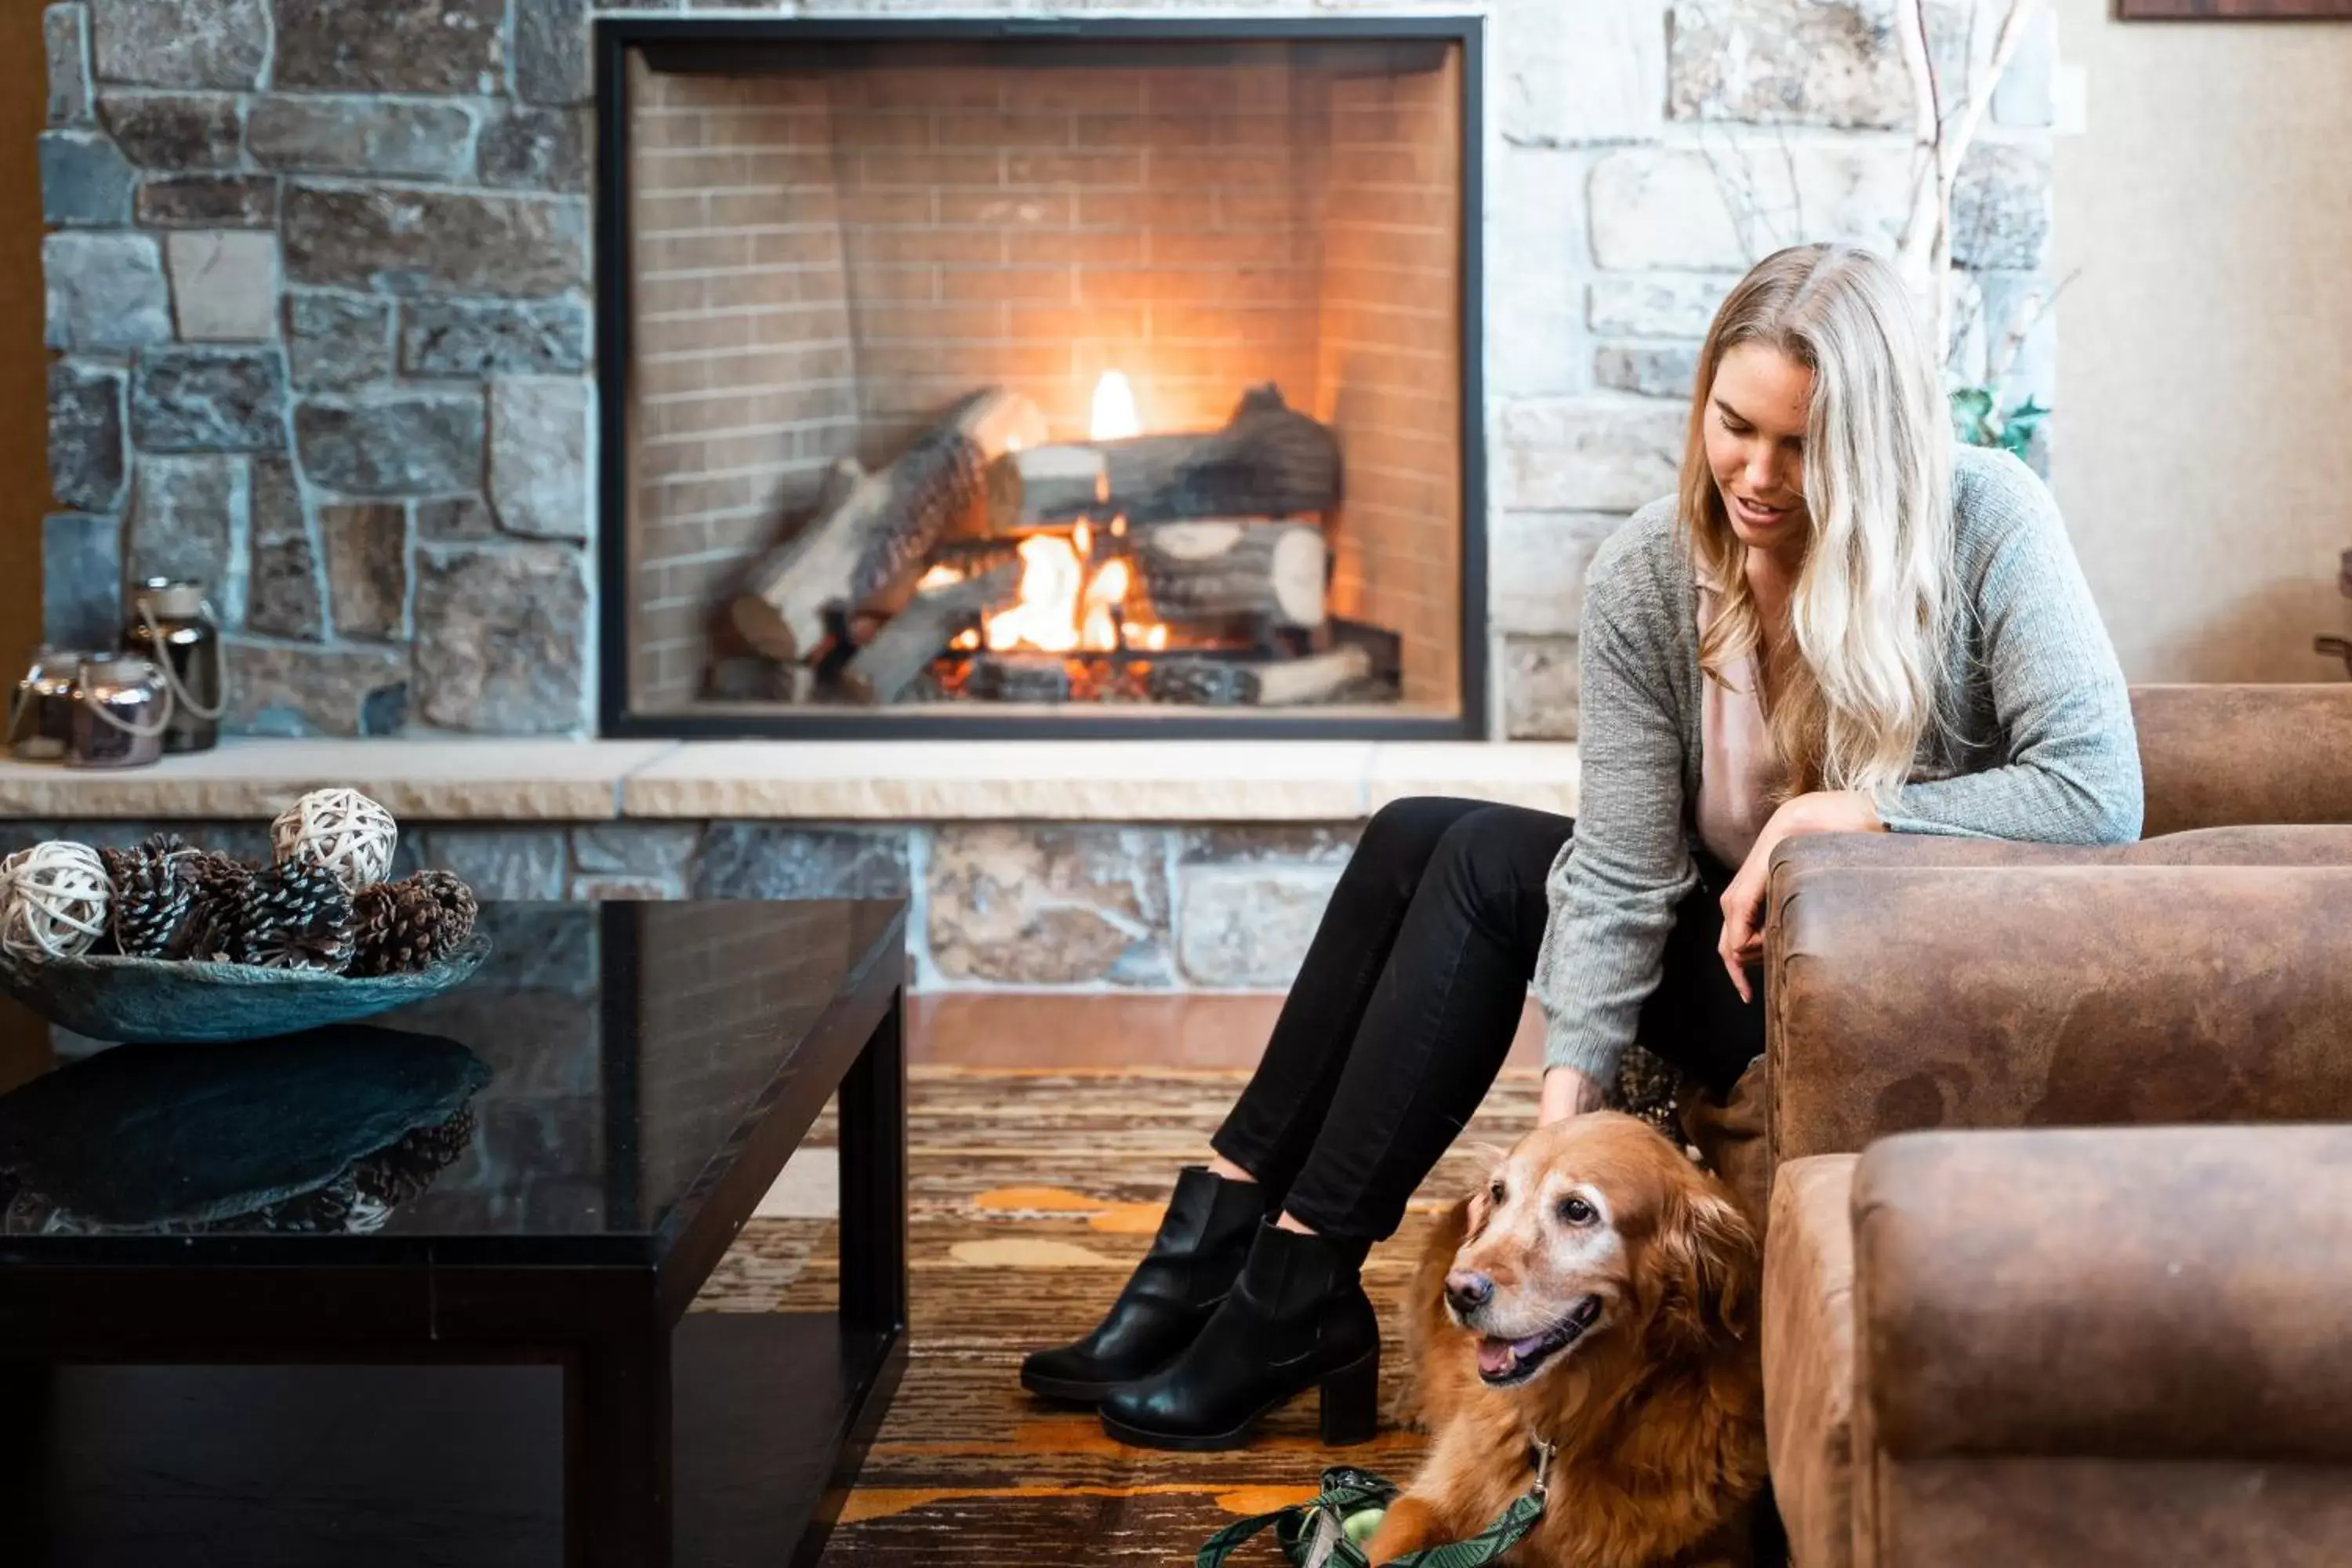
[1443,1271,1494,1316]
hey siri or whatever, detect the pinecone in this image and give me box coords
[155,837,262,962]
[96,840,195,957]
[182,846,257,902]
[174,893,238,963]
[346,883,423,977]
[227,862,355,973]
[348,870,477,978]
[414,868,478,944]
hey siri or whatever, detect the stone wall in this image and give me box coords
[37,0,2054,743]
[0,817,1361,990]
[38,0,597,737]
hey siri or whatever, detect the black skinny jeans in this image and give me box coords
[1210,797,1764,1242]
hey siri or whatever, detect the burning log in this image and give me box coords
[1134,520,1327,633]
[840,563,1022,706]
[987,445,1106,528]
[1145,645,1373,708]
[731,387,1045,661]
[982,384,1341,534]
[964,655,1074,705]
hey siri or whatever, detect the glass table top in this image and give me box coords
[0,900,904,1264]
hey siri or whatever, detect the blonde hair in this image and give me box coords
[1680,243,1957,804]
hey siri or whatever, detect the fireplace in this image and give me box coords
[594,17,1486,739]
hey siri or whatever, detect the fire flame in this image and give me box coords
[987,535,1084,653]
[980,538,1145,655]
[971,369,1167,657]
[1090,370,1140,442]
[1080,559,1129,652]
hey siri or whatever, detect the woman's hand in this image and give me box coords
[1539,1065,1608,1125]
[1717,789,1884,1003]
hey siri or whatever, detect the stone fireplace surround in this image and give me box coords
[27,0,2053,996]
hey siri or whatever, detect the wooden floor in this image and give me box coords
[689,991,1549,1567]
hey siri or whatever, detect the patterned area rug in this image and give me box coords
[688,1065,1541,1564]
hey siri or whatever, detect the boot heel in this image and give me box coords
[1318,1348,1379,1446]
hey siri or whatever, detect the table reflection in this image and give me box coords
[0,1025,489,1236]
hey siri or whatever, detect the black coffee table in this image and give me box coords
[0,899,909,1568]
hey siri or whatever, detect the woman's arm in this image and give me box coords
[1534,517,1698,1123]
[1715,789,1883,1000]
[1878,458,2143,845]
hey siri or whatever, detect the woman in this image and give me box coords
[1024,242,2142,1452]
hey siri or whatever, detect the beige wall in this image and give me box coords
[2054,0,2352,682]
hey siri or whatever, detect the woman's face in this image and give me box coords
[1703,342,1814,557]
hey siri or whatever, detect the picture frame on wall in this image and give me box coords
[2119,0,2352,16]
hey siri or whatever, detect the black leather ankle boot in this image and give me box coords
[1096,1221,1380,1451]
[1019,1166,1266,1404]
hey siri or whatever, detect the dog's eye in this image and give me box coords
[1558,1196,1597,1226]
[1488,1179,1506,1206]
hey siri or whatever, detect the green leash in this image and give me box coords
[1195,1441,1553,1568]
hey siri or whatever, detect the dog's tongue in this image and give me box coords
[1476,1338,1517,1377]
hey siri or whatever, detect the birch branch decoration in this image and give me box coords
[1895,0,2049,366]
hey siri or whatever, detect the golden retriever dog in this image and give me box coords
[1364,1113,1768,1568]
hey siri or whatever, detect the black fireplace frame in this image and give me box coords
[593,13,1489,741]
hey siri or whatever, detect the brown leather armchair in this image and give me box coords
[1753,684,2352,1566]
[1769,1127,2352,1568]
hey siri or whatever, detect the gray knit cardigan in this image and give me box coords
[1536,445,2143,1081]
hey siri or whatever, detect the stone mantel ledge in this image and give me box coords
[0,739,1580,824]
[0,739,674,823]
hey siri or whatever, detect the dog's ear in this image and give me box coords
[1458,1143,1508,1240]
[1657,1186,1760,1346]
[1461,1181,1494,1242]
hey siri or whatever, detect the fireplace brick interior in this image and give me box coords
[621,39,1466,720]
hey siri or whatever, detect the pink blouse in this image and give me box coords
[1695,583,1786,869]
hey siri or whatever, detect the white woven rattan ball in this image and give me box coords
[0,841,112,963]
[269,788,399,892]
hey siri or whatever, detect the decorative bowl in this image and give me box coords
[0,934,492,1045]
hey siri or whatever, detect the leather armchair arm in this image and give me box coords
[1767,822,2352,877]
[1853,1125,2352,1465]
[2132,684,2352,836]
[1762,856,2352,1163]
